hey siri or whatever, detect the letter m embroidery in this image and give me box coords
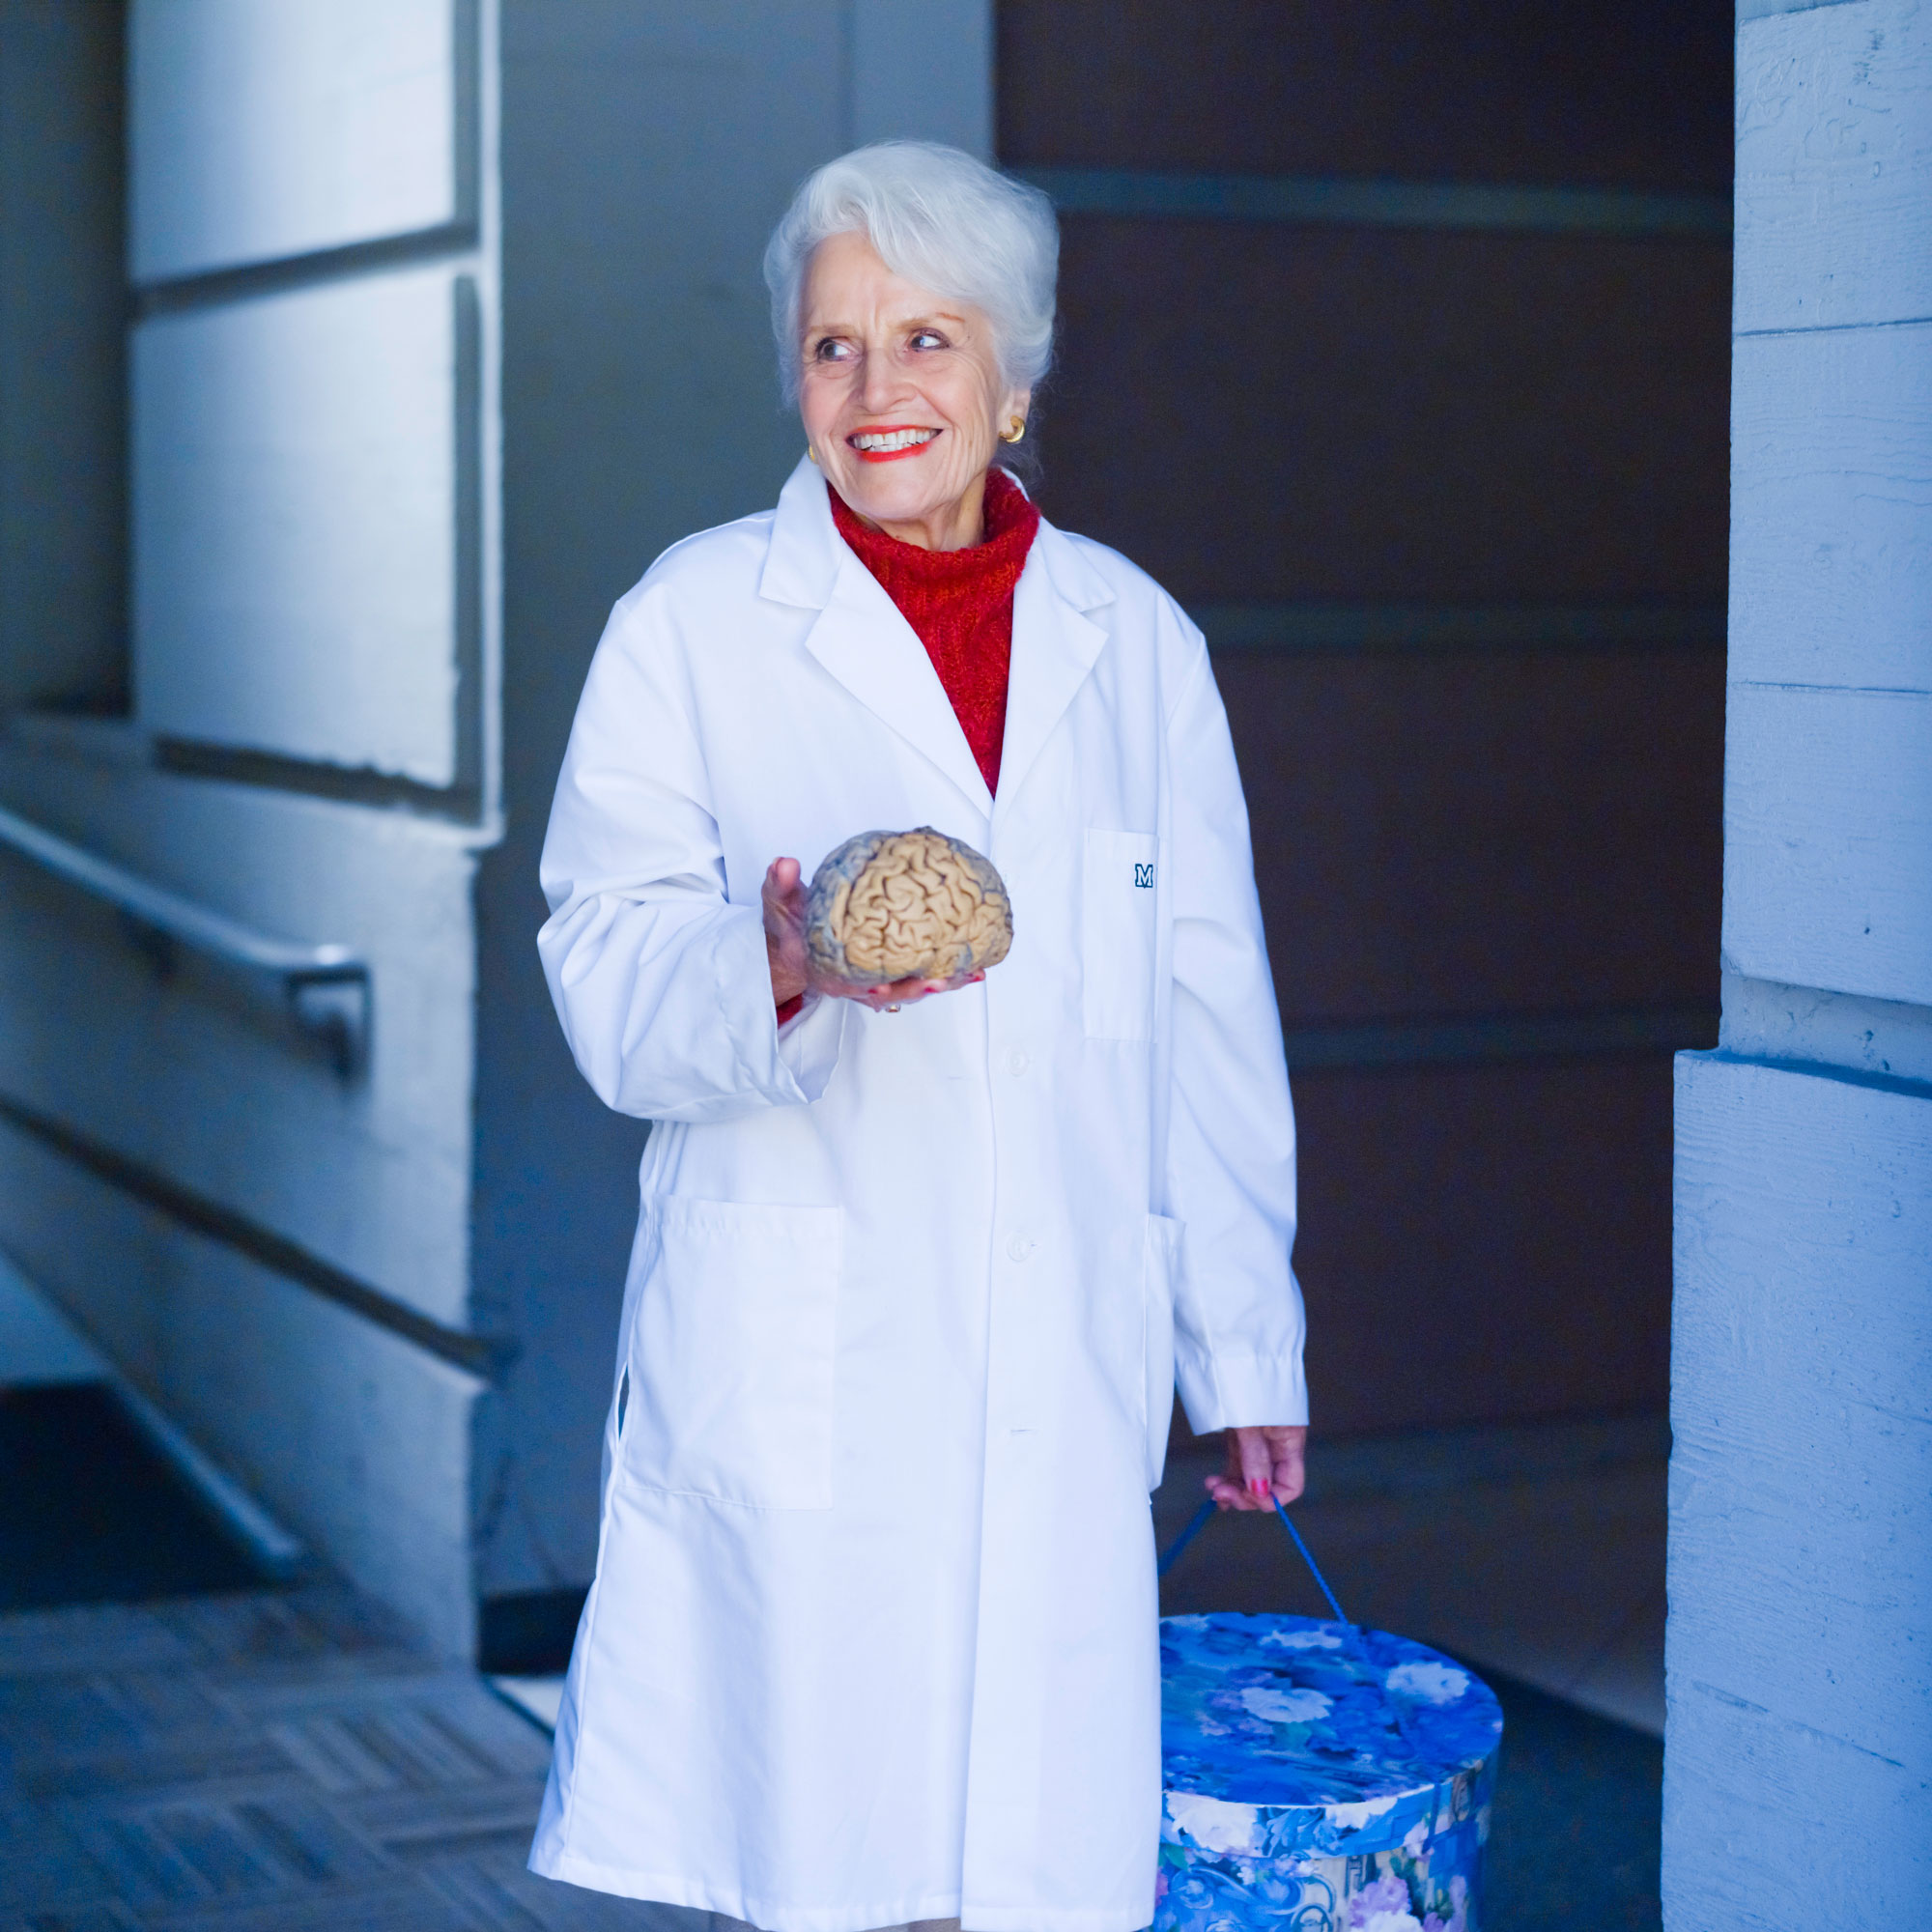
[1134,863,1155,889]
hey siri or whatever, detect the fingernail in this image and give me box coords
[1248,1477,1267,1498]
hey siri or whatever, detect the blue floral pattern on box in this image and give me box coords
[1156,1613,1502,1932]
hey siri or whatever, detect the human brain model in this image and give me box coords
[806,828,1014,987]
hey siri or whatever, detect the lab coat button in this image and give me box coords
[1007,1047,1029,1076]
[1007,1233,1032,1262]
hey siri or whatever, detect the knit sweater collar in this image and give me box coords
[826,469,1039,600]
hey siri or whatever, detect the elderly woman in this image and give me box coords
[529,143,1308,1932]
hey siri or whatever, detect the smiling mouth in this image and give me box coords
[849,426,940,461]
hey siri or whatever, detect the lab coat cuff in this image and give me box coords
[775,990,846,1101]
[1176,1348,1309,1433]
[714,910,840,1107]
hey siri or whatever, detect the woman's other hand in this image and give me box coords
[1205,1425,1308,1511]
[763,858,986,1011]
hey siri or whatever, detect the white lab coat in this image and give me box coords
[528,459,1306,1932]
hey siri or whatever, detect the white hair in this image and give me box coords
[763,141,1060,405]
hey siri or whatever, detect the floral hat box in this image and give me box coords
[1157,1612,1503,1932]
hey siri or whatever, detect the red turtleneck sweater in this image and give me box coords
[829,469,1040,795]
[776,471,1041,1023]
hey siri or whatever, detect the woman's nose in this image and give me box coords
[858,349,906,413]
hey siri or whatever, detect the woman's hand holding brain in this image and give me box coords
[764,827,1012,1012]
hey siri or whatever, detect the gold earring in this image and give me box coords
[806,444,819,465]
[1000,416,1026,444]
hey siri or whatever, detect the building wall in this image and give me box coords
[999,0,1734,1433]
[0,0,127,714]
[0,0,998,1660]
[1664,0,1932,1919]
[0,0,996,1658]
[0,0,497,1657]
[0,0,1772,1672]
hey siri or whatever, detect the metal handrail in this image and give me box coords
[0,803,369,1077]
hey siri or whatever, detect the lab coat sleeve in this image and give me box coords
[1162,639,1309,1431]
[537,592,845,1124]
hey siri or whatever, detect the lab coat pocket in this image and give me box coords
[1142,1213,1183,1491]
[1083,829,1159,1041]
[622,1197,841,1510]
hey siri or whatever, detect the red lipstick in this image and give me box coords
[846,424,941,464]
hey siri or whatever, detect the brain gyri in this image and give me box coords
[806,828,1014,986]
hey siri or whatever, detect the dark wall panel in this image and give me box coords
[1292,1057,1675,1433]
[0,0,128,715]
[1218,648,1724,1020]
[999,0,1728,1435]
[1000,0,1734,191]
[1037,220,1731,607]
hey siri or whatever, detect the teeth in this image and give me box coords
[853,428,937,452]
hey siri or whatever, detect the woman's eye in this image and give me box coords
[909,329,947,351]
[811,338,852,362]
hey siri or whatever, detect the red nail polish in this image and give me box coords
[1248,1477,1267,1498]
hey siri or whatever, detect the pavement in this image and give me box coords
[0,1585,674,1930]
[3,1256,1661,1929]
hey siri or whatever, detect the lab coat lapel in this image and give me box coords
[761,458,992,814]
[996,518,1115,814]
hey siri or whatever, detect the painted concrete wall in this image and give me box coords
[0,0,496,1657]
[0,738,488,1652]
[128,0,464,282]
[0,1,126,715]
[1665,2,1932,1920]
[133,268,472,783]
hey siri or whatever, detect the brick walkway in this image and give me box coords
[0,1585,677,1931]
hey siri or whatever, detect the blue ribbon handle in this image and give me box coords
[1157,1494,1354,1634]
